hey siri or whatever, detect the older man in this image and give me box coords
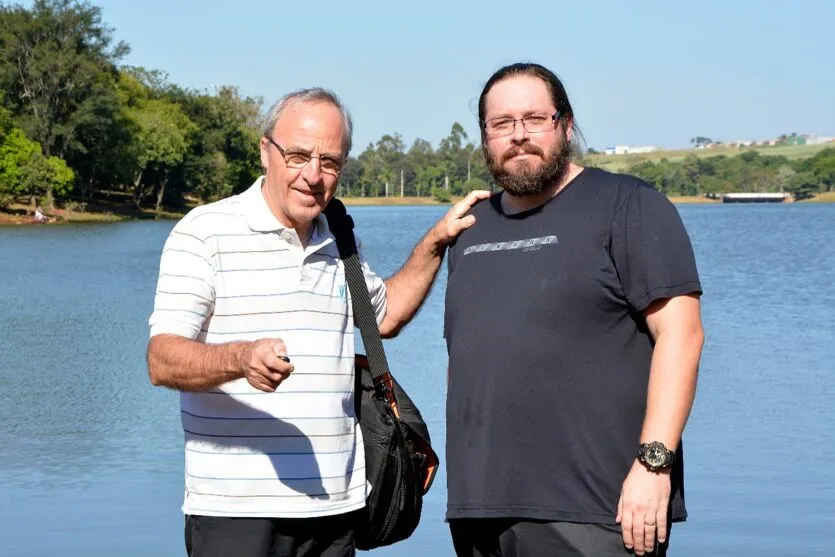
[147,87,488,557]
[443,63,705,556]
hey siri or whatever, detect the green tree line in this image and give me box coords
[623,149,835,201]
[0,0,264,214]
[1,1,833,216]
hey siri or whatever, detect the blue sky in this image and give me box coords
[24,0,835,153]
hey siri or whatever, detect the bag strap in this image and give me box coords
[324,200,440,493]
[323,199,393,384]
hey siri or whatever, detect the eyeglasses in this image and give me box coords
[266,136,344,176]
[483,112,560,139]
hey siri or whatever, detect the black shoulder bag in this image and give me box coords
[323,198,440,550]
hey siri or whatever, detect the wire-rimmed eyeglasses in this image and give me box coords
[266,136,344,176]
[483,112,561,139]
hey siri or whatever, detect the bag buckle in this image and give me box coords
[374,373,400,419]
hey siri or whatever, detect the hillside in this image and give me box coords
[585,143,831,173]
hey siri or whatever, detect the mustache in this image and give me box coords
[500,143,544,164]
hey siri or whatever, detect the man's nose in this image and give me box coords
[510,119,529,143]
[301,156,323,183]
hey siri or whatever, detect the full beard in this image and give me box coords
[486,134,572,196]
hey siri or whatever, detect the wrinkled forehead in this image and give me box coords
[271,101,346,152]
[484,76,554,119]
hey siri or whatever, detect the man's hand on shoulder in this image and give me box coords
[429,190,491,253]
[242,338,295,392]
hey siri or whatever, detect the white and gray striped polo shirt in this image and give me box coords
[148,177,387,518]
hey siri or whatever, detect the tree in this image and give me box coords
[65,75,135,199]
[0,0,128,156]
[799,147,835,192]
[185,151,229,203]
[337,156,362,197]
[439,122,468,154]
[173,85,263,200]
[126,99,195,213]
[786,172,819,201]
[679,155,703,195]
[690,136,713,148]
[775,165,796,191]
[0,122,73,207]
[431,185,450,203]
[406,138,435,196]
[0,125,40,206]
[356,143,383,197]
[438,122,470,188]
[0,0,128,205]
[698,175,729,195]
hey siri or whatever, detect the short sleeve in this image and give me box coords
[609,183,702,313]
[148,219,216,339]
[447,236,459,275]
[354,231,388,327]
[443,238,459,341]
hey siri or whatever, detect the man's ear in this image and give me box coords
[259,137,270,170]
[564,118,574,144]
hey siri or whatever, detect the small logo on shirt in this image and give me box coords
[338,283,347,300]
[462,235,558,256]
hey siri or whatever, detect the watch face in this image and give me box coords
[646,445,666,467]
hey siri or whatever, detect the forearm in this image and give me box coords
[639,328,704,449]
[147,334,250,392]
[380,232,444,337]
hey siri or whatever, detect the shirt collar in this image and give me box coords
[308,215,335,254]
[241,176,335,252]
[241,176,287,233]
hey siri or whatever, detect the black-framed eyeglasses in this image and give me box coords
[266,136,344,176]
[483,112,561,139]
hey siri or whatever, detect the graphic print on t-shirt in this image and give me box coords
[462,235,558,256]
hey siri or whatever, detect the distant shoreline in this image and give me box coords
[2,193,833,226]
[339,193,835,206]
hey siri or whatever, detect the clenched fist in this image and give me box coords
[241,338,295,392]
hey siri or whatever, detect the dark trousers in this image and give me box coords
[450,518,670,557]
[185,512,358,557]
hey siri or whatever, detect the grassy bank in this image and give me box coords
[668,196,720,204]
[586,143,831,173]
[0,198,187,225]
[799,191,835,203]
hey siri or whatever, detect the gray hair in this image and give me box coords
[262,87,353,155]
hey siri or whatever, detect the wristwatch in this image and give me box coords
[637,441,675,472]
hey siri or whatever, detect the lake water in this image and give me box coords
[1,203,833,556]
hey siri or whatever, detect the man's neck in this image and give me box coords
[500,163,584,215]
[261,178,315,248]
[296,222,315,249]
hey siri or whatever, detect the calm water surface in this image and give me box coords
[1,204,833,556]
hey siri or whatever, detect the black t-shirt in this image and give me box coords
[443,167,702,524]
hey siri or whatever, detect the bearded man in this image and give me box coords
[442,63,705,557]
